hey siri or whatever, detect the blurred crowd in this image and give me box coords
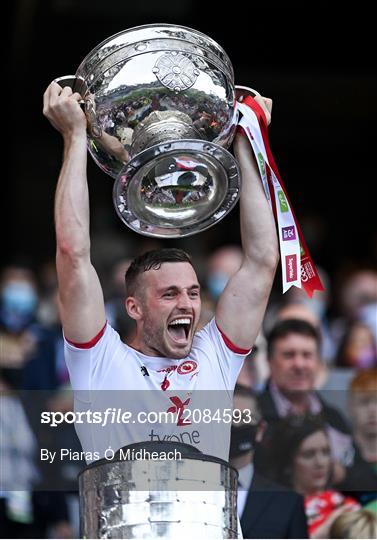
[0,237,376,538]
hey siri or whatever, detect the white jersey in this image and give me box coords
[64,318,249,463]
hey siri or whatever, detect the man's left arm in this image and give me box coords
[216,96,279,350]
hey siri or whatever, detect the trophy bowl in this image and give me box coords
[57,24,241,238]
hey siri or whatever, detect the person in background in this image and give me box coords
[348,369,377,509]
[276,302,320,331]
[0,264,73,538]
[104,257,136,343]
[230,384,308,539]
[269,416,360,539]
[36,259,60,329]
[0,263,61,391]
[273,302,327,388]
[329,508,377,539]
[335,321,377,369]
[331,269,377,354]
[206,244,243,302]
[264,264,335,364]
[0,377,39,538]
[0,265,40,382]
[255,318,377,497]
[337,270,377,322]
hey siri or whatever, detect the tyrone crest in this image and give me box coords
[152,52,200,93]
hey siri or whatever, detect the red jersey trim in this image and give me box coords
[66,322,107,349]
[215,322,251,354]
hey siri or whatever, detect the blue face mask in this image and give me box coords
[207,272,229,300]
[2,282,38,315]
[1,282,38,331]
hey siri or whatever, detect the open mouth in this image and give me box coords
[167,317,191,344]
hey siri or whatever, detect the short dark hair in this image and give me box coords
[125,248,194,297]
[266,318,321,358]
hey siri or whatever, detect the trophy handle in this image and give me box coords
[53,75,102,138]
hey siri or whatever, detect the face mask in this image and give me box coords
[354,346,377,369]
[229,424,258,459]
[1,282,37,332]
[300,296,327,319]
[207,272,229,300]
[1,282,37,315]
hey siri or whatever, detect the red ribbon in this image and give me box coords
[240,96,324,297]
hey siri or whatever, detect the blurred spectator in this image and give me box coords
[335,321,377,369]
[236,336,270,391]
[270,416,360,538]
[206,244,243,301]
[36,260,60,329]
[0,264,58,390]
[359,301,377,342]
[265,265,336,362]
[0,263,74,537]
[197,289,215,330]
[0,356,72,539]
[349,369,377,473]
[230,384,308,539]
[255,318,377,497]
[104,257,136,343]
[0,265,38,333]
[331,269,377,354]
[273,302,328,388]
[276,302,320,329]
[338,270,377,321]
[329,508,377,539]
[284,266,331,323]
[0,380,39,538]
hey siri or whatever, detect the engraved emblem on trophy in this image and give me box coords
[55,24,249,238]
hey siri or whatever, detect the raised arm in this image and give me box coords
[215,96,279,349]
[43,82,106,343]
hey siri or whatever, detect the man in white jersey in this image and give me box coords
[42,81,278,465]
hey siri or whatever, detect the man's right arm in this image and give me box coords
[43,82,106,343]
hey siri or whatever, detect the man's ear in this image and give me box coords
[125,296,143,321]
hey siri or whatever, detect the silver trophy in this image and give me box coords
[79,442,238,539]
[56,24,251,238]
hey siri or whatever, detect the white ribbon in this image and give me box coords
[237,102,301,293]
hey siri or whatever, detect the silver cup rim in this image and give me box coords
[77,23,234,83]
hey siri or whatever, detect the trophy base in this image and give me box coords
[113,139,240,238]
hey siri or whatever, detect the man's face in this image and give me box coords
[134,262,201,359]
[269,333,320,393]
[350,391,377,437]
